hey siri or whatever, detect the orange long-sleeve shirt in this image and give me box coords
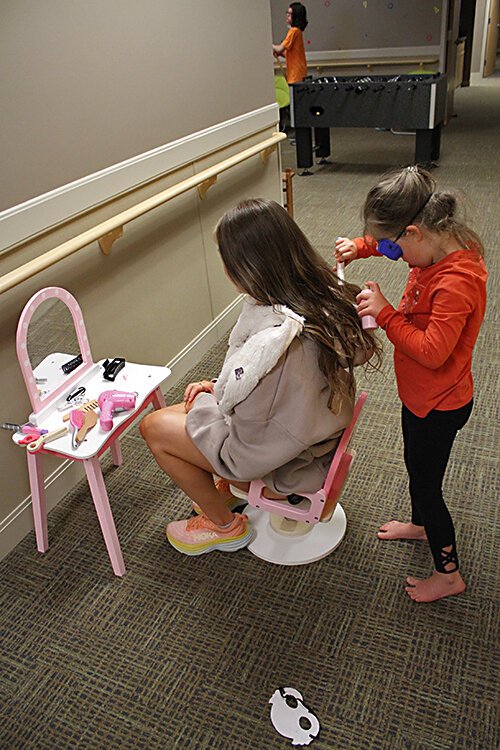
[353,237,488,417]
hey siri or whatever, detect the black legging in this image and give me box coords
[401,400,473,573]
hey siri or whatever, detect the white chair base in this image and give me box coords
[245,503,347,566]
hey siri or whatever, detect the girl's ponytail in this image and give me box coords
[425,192,484,255]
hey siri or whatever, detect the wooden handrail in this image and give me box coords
[310,58,439,71]
[274,57,439,73]
[0,131,286,296]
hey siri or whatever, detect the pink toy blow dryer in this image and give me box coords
[98,390,137,431]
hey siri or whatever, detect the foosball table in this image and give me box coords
[290,73,447,171]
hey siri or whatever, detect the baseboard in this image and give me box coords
[0,460,86,560]
[0,295,243,562]
[469,72,489,85]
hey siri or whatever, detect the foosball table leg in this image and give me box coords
[431,123,442,161]
[415,126,441,166]
[314,127,331,163]
[295,126,314,174]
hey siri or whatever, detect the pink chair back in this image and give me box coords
[247,391,367,524]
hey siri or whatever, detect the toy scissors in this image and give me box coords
[17,424,50,444]
[18,433,42,446]
[25,426,68,454]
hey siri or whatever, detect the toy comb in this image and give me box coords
[63,400,98,422]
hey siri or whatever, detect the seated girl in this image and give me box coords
[140,198,381,556]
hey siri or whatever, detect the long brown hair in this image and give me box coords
[215,199,381,407]
[363,166,484,255]
[290,2,308,31]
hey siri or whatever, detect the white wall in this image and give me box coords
[0,0,276,211]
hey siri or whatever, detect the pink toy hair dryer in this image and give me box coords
[98,390,137,431]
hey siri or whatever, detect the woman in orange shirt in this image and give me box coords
[273,3,308,84]
[336,166,487,603]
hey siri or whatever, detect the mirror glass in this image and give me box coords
[26,299,82,400]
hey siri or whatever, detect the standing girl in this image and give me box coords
[336,166,487,602]
[141,199,380,557]
[273,3,308,84]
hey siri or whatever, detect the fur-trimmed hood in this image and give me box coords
[214,296,305,418]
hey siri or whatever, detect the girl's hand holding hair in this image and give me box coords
[356,281,389,321]
[335,237,358,265]
[184,380,215,413]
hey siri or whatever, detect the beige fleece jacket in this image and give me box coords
[186,329,360,495]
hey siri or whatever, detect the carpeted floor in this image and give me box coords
[0,81,498,749]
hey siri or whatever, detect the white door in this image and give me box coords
[483,0,500,76]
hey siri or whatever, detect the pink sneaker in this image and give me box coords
[166,513,254,556]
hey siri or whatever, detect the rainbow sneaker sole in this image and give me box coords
[166,514,254,556]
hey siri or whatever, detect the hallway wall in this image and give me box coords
[0,0,275,211]
[0,1,281,558]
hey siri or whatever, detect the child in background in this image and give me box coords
[141,199,380,557]
[273,3,308,84]
[336,166,487,603]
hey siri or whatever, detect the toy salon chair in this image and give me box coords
[239,391,367,565]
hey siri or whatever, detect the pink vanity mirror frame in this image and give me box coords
[16,286,94,415]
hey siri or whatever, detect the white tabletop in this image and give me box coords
[13,359,170,459]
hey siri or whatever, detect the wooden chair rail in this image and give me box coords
[0,131,286,296]
[274,57,439,74]
[309,58,439,71]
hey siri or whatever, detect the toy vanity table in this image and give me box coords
[14,287,170,576]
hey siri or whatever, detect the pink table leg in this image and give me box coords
[110,440,123,467]
[84,456,126,576]
[27,451,48,553]
[152,386,166,410]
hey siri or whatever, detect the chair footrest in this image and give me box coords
[246,504,347,565]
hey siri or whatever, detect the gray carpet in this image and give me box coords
[0,83,498,749]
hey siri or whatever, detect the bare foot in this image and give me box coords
[377,520,427,541]
[405,571,466,603]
